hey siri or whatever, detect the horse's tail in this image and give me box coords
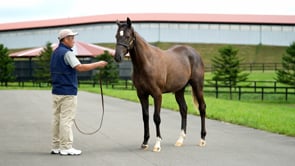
[189,69,205,112]
[191,88,199,110]
[188,46,205,112]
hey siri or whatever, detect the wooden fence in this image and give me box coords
[2,79,294,101]
[204,84,294,101]
[106,80,294,101]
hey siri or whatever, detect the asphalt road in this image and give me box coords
[0,90,294,166]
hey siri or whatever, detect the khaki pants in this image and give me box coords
[52,95,77,150]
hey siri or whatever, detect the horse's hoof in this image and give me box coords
[153,146,161,152]
[175,130,185,147]
[141,144,149,150]
[153,137,162,152]
[175,141,183,147]
[199,139,206,147]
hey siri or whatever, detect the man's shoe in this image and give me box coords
[60,148,82,156]
[50,149,60,154]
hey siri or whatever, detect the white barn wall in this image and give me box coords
[1,22,295,49]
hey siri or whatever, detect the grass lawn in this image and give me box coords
[206,70,278,82]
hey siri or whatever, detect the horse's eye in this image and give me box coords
[123,36,129,42]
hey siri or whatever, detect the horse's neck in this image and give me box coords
[129,32,152,68]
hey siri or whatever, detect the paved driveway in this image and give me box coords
[0,90,294,166]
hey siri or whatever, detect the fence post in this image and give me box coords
[215,80,218,98]
[92,80,96,87]
[274,81,277,93]
[238,86,241,100]
[261,87,264,101]
[229,85,233,100]
[18,81,24,87]
[285,88,288,101]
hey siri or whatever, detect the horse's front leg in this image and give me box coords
[153,94,162,152]
[138,93,150,150]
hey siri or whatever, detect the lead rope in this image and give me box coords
[73,77,104,135]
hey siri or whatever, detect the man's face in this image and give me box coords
[63,35,75,48]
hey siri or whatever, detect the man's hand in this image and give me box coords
[97,61,108,68]
[75,61,108,72]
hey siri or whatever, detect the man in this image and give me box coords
[50,29,107,155]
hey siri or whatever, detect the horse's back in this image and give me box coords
[166,45,204,69]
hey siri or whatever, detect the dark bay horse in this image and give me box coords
[114,18,206,152]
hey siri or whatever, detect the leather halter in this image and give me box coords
[117,33,136,51]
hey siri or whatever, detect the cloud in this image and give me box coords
[0,0,74,23]
[1,0,41,8]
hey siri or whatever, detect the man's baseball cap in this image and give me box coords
[58,29,78,40]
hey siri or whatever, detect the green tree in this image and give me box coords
[34,42,52,84]
[276,42,295,86]
[211,45,249,86]
[0,44,15,86]
[93,51,119,83]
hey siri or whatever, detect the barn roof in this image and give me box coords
[0,13,295,31]
[9,41,115,58]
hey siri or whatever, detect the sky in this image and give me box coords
[0,0,295,23]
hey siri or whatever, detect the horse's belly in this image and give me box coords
[162,67,190,93]
[162,79,188,93]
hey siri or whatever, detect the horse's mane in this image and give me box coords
[134,31,148,46]
[133,31,161,51]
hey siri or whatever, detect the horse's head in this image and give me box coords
[114,17,135,63]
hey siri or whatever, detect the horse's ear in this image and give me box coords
[116,20,120,26]
[127,17,132,27]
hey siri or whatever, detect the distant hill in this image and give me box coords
[9,42,287,65]
[98,42,287,65]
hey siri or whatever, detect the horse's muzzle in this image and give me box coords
[114,46,128,62]
[114,52,124,62]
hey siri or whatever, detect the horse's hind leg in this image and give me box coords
[191,81,207,147]
[174,88,187,147]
